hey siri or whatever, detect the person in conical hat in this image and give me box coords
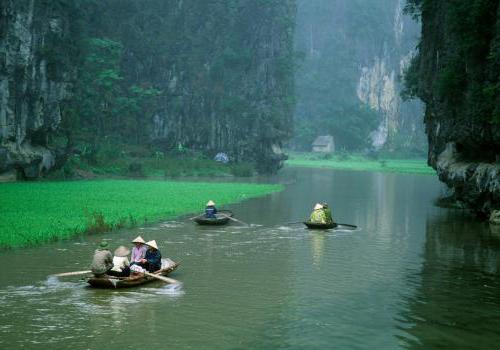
[114,246,130,257]
[130,236,147,265]
[131,235,145,244]
[138,240,162,272]
[205,200,218,219]
[108,246,131,277]
[310,203,327,224]
[145,240,158,250]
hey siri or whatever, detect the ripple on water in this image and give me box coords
[159,221,184,228]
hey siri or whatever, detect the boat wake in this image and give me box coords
[142,283,185,297]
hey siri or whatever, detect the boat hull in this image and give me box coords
[303,221,337,229]
[194,210,233,226]
[87,260,179,288]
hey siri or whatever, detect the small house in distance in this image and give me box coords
[312,135,335,153]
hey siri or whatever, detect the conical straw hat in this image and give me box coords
[114,245,130,257]
[206,200,215,206]
[131,235,145,244]
[314,203,323,210]
[145,240,158,250]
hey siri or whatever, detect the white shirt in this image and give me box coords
[111,256,130,272]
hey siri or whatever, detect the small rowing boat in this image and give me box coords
[194,210,234,226]
[87,258,179,288]
[303,221,338,230]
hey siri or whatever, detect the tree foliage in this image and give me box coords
[404,0,500,124]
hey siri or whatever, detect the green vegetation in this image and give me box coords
[47,142,257,179]
[0,180,282,249]
[404,0,499,124]
[49,0,295,175]
[286,152,435,175]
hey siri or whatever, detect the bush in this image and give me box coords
[128,162,144,176]
[164,166,182,178]
[230,163,254,177]
[336,150,350,161]
[85,210,112,234]
[365,149,379,160]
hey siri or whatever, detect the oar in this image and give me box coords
[189,214,203,220]
[219,214,249,226]
[335,223,357,229]
[286,221,357,229]
[51,270,92,277]
[144,271,180,284]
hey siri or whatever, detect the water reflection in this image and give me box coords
[311,233,326,266]
[5,167,490,349]
[398,211,500,348]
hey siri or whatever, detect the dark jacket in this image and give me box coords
[205,206,217,218]
[145,249,162,272]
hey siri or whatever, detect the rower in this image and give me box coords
[309,203,327,224]
[205,200,218,218]
[90,241,113,277]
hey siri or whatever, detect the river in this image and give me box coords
[1,167,499,349]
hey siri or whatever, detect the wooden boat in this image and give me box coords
[303,221,338,230]
[194,210,234,226]
[87,259,179,289]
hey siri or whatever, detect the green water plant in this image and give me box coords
[0,180,282,249]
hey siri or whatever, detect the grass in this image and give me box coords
[0,179,282,248]
[285,152,435,175]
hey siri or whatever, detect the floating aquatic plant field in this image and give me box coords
[0,180,282,248]
[286,152,435,175]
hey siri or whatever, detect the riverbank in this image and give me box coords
[0,179,282,248]
[285,152,435,175]
[47,147,255,180]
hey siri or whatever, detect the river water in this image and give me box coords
[1,167,499,349]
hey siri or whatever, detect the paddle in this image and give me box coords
[144,271,180,284]
[286,221,357,229]
[51,270,92,277]
[219,214,249,226]
[335,223,357,229]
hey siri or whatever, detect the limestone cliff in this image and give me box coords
[0,0,74,178]
[405,0,500,216]
[294,0,425,152]
[0,0,296,177]
[356,0,425,151]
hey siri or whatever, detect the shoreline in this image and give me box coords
[285,153,435,175]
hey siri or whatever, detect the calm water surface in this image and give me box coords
[1,168,499,349]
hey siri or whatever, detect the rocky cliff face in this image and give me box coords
[355,0,425,151]
[0,0,296,177]
[92,0,295,173]
[294,0,425,152]
[406,0,500,217]
[0,0,74,178]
